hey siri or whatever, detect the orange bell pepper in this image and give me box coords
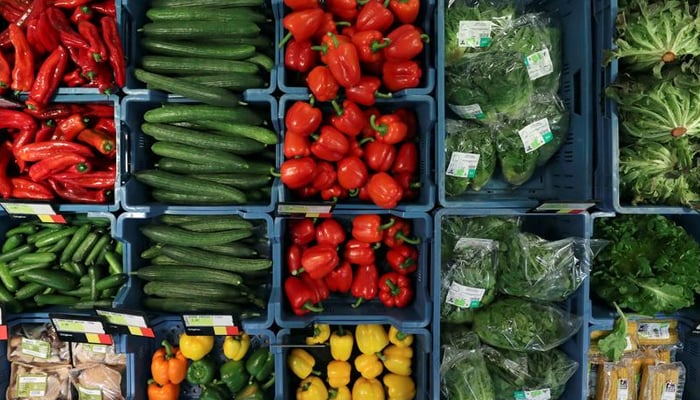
[151,340,188,385]
[147,379,180,400]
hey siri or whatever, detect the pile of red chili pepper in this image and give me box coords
[282,0,426,93]
[0,103,116,203]
[284,215,421,315]
[281,97,421,209]
[0,0,124,103]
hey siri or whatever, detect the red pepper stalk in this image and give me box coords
[285,276,324,315]
[278,157,317,190]
[28,153,89,182]
[285,97,323,136]
[76,128,114,155]
[386,244,418,275]
[382,218,420,248]
[300,244,340,280]
[315,218,346,247]
[336,156,368,192]
[100,16,126,88]
[378,272,413,308]
[352,215,395,243]
[350,263,379,308]
[324,261,353,293]
[279,8,325,47]
[27,46,69,111]
[9,24,34,92]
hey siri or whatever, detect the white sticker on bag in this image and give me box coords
[446,152,480,179]
[17,374,47,398]
[524,48,554,80]
[616,379,629,400]
[637,322,671,340]
[518,118,553,153]
[514,388,551,400]
[445,281,486,309]
[448,104,486,120]
[20,338,50,359]
[453,238,495,252]
[457,21,493,48]
[661,382,678,400]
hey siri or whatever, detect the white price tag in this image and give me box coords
[457,21,493,48]
[17,374,47,398]
[448,104,486,120]
[518,118,553,153]
[661,382,678,400]
[446,152,480,179]
[445,281,486,309]
[524,48,554,80]
[616,379,629,400]
[637,322,671,340]
[514,389,551,400]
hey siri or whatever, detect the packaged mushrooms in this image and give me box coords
[70,364,125,400]
[71,343,127,367]
[8,324,70,365]
[7,362,71,400]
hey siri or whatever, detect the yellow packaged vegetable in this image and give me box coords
[636,320,679,346]
[596,360,637,400]
[639,362,685,400]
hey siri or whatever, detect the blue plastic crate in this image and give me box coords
[118,0,278,99]
[277,94,435,212]
[116,211,278,331]
[436,0,593,208]
[432,208,591,400]
[275,210,432,329]
[592,0,695,214]
[275,326,431,400]
[275,0,436,96]
[125,316,276,400]
[120,92,280,213]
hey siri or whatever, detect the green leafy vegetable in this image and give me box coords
[440,329,496,400]
[597,303,629,362]
[440,216,521,264]
[444,119,498,196]
[495,126,539,186]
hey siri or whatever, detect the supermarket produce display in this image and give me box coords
[2,0,700,399]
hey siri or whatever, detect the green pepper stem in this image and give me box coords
[351,297,364,308]
[380,218,396,231]
[369,114,387,134]
[385,278,401,296]
[370,38,391,52]
[161,340,174,359]
[261,375,275,390]
[303,301,324,313]
[358,137,374,145]
[348,188,359,197]
[269,168,281,177]
[308,94,316,107]
[383,0,390,7]
[328,32,340,48]
[376,351,386,361]
[400,258,415,269]
[396,232,421,245]
[331,99,343,116]
[279,32,292,48]
[310,44,328,55]
[420,34,430,43]
[396,331,408,340]
[335,21,351,27]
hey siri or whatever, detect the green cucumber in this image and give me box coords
[2,235,23,253]
[146,7,267,22]
[144,104,264,125]
[141,21,260,39]
[160,245,271,272]
[60,224,92,263]
[9,263,51,277]
[142,123,265,155]
[141,225,252,247]
[6,225,38,237]
[143,296,245,313]
[181,73,266,91]
[38,237,71,254]
[34,227,79,248]
[178,217,253,232]
[143,281,248,301]
[193,120,277,145]
[157,158,251,174]
[141,38,257,60]
[150,141,249,169]
[0,262,17,291]
[0,245,35,263]
[15,282,45,301]
[72,231,100,263]
[134,69,239,108]
[151,190,239,205]
[193,173,271,189]
[158,215,243,225]
[85,234,111,266]
[104,251,123,275]
[34,294,80,307]
[206,36,272,49]
[245,53,274,72]
[21,270,77,291]
[241,160,275,175]
[197,243,259,258]
[134,265,243,286]
[95,274,128,291]
[150,255,180,265]
[17,253,56,265]
[73,300,113,309]
[142,56,259,75]
[135,170,247,203]
[150,0,264,8]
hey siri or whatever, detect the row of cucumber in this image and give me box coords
[0,216,126,313]
[135,0,275,107]
[133,214,272,315]
[135,103,277,205]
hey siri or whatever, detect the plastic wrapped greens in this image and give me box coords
[440,330,496,400]
[444,119,498,196]
[473,297,582,352]
[441,238,499,324]
[482,346,579,400]
[440,216,521,262]
[496,125,539,186]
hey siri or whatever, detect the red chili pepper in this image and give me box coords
[392,141,418,174]
[100,16,125,88]
[29,153,88,182]
[303,274,330,304]
[364,139,396,172]
[382,60,422,91]
[284,132,311,158]
[27,46,69,111]
[337,156,368,191]
[9,24,34,92]
[280,8,325,47]
[311,161,336,191]
[306,66,339,102]
[63,68,86,87]
[285,276,324,316]
[367,172,403,209]
[324,261,353,294]
[384,24,429,62]
[287,243,305,276]
[311,126,349,162]
[320,183,347,202]
[11,178,54,200]
[301,244,340,280]
[71,6,92,24]
[324,33,361,88]
[350,263,378,307]
[382,218,420,248]
[351,30,390,64]
[370,114,407,144]
[289,218,316,246]
[356,0,394,33]
[0,144,13,198]
[37,11,61,52]
[15,140,94,162]
[76,128,114,155]
[395,172,420,200]
[0,109,37,133]
[386,243,418,275]
[284,39,318,74]
[378,272,413,308]
[344,239,377,265]
[47,178,107,203]
[50,171,114,189]
[389,0,420,24]
[90,0,116,16]
[285,98,323,136]
[84,104,114,118]
[280,157,317,189]
[35,123,56,143]
[24,103,81,120]
[89,63,115,94]
[327,0,358,22]
[13,129,36,172]
[94,118,115,135]
[26,18,46,55]
[0,52,11,94]
[284,0,321,10]
[47,7,91,50]
[330,100,365,137]
[55,114,89,141]
[315,218,346,246]
[352,215,395,243]
[68,46,98,81]
[52,0,91,8]
[393,108,417,138]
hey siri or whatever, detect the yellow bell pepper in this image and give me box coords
[178,333,214,361]
[354,353,384,379]
[330,327,354,361]
[306,323,331,345]
[388,326,414,348]
[223,333,250,361]
[380,351,411,376]
[383,344,413,360]
[329,386,351,400]
[383,374,415,400]
[288,348,319,379]
[297,376,329,400]
[355,324,389,355]
[351,377,385,400]
[326,360,351,388]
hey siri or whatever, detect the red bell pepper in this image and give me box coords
[384,24,429,62]
[90,0,117,16]
[0,52,11,94]
[27,46,69,111]
[284,0,321,10]
[28,153,88,182]
[280,157,317,189]
[378,272,413,308]
[313,12,350,42]
[290,218,316,246]
[47,178,107,203]
[285,276,324,315]
[77,128,114,154]
[352,215,395,243]
[315,218,346,246]
[311,161,336,191]
[350,263,378,307]
[324,261,353,293]
[364,139,396,172]
[382,60,422,91]
[370,114,408,144]
[348,138,368,158]
[284,132,311,158]
[341,25,358,38]
[287,243,305,276]
[306,66,339,102]
[351,30,390,64]
[55,113,89,141]
[337,156,368,190]
[280,8,325,47]
[356,0,394,32]
[310,126,349,162]
[320,183,347,202]
[285,39,318,74]
[382,218,420,248]
[386,243,418,275]
[11,178,54,200]
[367,172,403,209]
[330,100,365,137]
[392,141,418,174]
[71,6,92,24]
[395,172,421,200]
[393,108,417,138]
[301,244,340,280]
[94,118,115,135]
[313,33,351,64]
[9,24,34,92]
[0,144,12,198]
[344,239,377,265]
[303,274,330,304]
[325,33,361,88]
[100,16,126,88]
[285,98,323,137]
[327,0,358,21]
[389,0,420,24]
[296,185,319,199]
[345,76,391,107]
[15,141,94,162]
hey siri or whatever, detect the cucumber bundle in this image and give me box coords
[135,103,276,205]
[0,216,126,312]
[133,214,271,315]
[135,1,274,106]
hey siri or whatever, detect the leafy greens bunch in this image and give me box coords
[440,329,496,400]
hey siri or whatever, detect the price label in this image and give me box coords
[0,202,66,223]
[21,338,51,359]
[445,281,485,309]
[182,315,240,336]
[446,152,480,179]
[457,21,493,48]
[448,103,486,120]
[0,305,6,340]
[95,308,154,337]
[532,202,596,214]
[277,203,334,218]
[514,388,551,400]
[78,386,102,400]
[17,374,47,398]
[518,118,553,153]
[50,314,112,344]
[524,48,554,80]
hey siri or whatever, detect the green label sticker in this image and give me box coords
[85,344,109,354]
[21,338,50,359]
[524,48,554,80]
[1,203,55,215]
[445,281,486,309]
[514,388,551,400]
[17,374,47,397]
[518,118,552,153]
[446,152,480,179]
[78,386,102,400]
[183,315,235,327]
[457,21,492,48]
[52,318,105,334]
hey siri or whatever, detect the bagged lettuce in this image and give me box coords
[444,119,498,196]
[440,329,496,400]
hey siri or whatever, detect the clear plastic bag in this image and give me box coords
[8,324,70,365]
[444,119,498,196]
[71,343,127,367]
[596,360,637,400]
[440,216,521,263]
[7,362,72,400]
[473,297,582,352]
[440,330,496,400]
[639,362,685,400]
[70,364,125,400]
